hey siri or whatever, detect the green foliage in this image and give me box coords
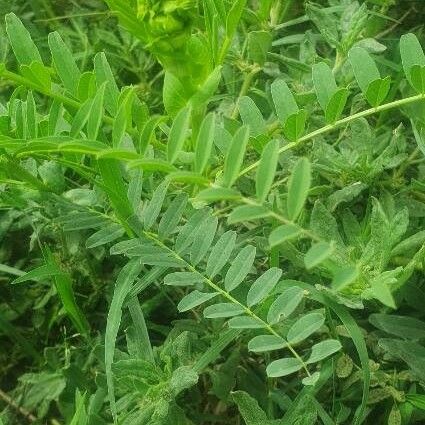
[1,2,425,425]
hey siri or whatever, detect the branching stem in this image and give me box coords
[143,231,311,377]
[239,93,425,177]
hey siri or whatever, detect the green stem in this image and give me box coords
[241,197,320,242]
[143,231,311,377]
[239,93,425,177]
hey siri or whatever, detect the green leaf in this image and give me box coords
[128,159,176,173]
[87,82,106,140]
[158,193,188,238]
[177,290,219,312]
[143,181,169,230]
[266,357,303,378]
[48,32,81,95]
[226,0,246,38]
[21,62,51,91]
[168,106,191,164]
[58,212,108,231]
[363,276,396,309]
[190,66,222,109]
[190,215,218,265]
[271,79,299,124]
[369,314,425,340]
[228,316,264,329]
[267,286,305,324]
[325,88,349,124]
[26,91,37,139]
[248,335,286,353]
[194,113,216,174]
[231,391,269,425]
[167,171,210,185]
[239,96,266,137]
[287,157,311,221]
[196,187,242,203]
[400,33,425,87]
[163,72,189,116]
[312,62,338,111]
[348,47,380,93]
[332,265,359,291]
[112,88,134,147]
[302,372,320,386]
[269,224,302,247]
[105,259,143,421]
[70,99,92,138]
[12,264,63,284]
[410,65,425,94]
[203,303,245,318]
[306,3,339,48]
[224,245,256,292]
[86,223,125,249]
[228,205,271,224]
[247,30,272,66]
[406,394,425,410]
[287,312,325,344]
[365,77,391,107]
[94,52,120,116]
[77,71,96,102]
[307,339,342,364]
[247,267,282,307]
[304,242,334,269]
[175,208,211,253]
[206,230,236,278]
[5,13,42,65]
[223,125,250,187]
[256,139,279,203]
[164,272,203,286]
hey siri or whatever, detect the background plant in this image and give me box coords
[1,1,425,424]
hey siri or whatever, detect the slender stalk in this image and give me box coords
[0,388,37,422]
[239,93,425,177]
[231,66,261,119]
[143,231,311,377]
[241,197,320,242]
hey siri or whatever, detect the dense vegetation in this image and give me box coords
[1,1,425,424]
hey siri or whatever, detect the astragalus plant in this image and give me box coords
[1,1,425,424]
